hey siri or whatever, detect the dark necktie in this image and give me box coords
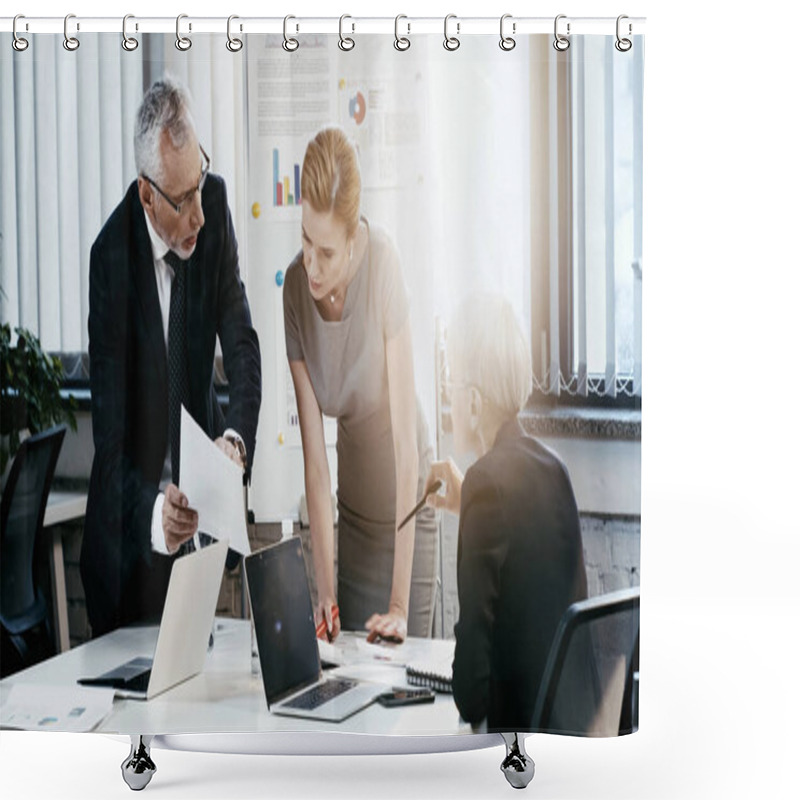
[165,250,190,486]
[165,252,212,558]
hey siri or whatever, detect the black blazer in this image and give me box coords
[452,418,588,732]
[80,175,261,637]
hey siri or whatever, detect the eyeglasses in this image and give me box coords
[142,144,210,216]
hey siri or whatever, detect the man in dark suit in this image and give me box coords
[81,78,261,637]
[424,293,587,733]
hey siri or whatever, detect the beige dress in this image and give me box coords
[283,219,437,636]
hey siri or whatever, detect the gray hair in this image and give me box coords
[134,77,195,182]
[447,293,533,418]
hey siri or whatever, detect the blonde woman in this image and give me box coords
[283,127,437,643]
[424,293,588,731]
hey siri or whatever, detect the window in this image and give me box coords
[530,36,643,407]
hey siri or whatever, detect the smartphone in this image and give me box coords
[376,688,435,707]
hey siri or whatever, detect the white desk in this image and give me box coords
[0,620,473,738]
[42,491,87,653]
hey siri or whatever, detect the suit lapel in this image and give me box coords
[130,200,168,391]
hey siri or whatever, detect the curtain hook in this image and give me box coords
[283,15,299,52]
[615,15,633,52]
[499,14,516,51]
[63,13,80,51]
[122,14,139,52]
[443,14,460,52]
[227,15,243,53]
[338,14,355,51]
[12,14,29,52]
[394,15,410,51]
[175,14,192,51]
[553,14,570,52]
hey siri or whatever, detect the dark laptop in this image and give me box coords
[245,538,384,722]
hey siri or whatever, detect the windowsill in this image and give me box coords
[519,407,641,441]
[441,406,640,441]
[64,389,639,440]
[60,387,231,413]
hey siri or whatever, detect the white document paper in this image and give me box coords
[179,406,250,555]
[1,684,115,732]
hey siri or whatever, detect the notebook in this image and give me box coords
[78,539,228,700]
[245,538,385,722]
[406,656,454,693]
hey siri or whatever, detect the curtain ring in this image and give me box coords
[227,15,243,52]
[12,15,29,52]
[394,15,410,51]
[338,14,355,51]
[122,14,139,52]
[443,14,460,52]
[499,14,516,51]
[175,14,192,51]
[283,15,299,52]
[615,15,633,52]
[63,13,80,51]
[553,14,570,52]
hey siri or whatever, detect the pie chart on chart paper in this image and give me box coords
[348,91,366,125]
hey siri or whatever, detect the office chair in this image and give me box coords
[531,586,640,736]
[1,424,67,677]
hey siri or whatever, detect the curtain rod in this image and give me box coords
[1,16,646,37]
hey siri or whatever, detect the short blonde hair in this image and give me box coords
[301,127,361,237]
[447,293,533,418]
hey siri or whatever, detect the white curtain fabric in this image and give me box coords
[1,35,141,352]
[0,34,246,353]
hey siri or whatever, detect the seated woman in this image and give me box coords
[283,127,438,643]
[424,293,588,732]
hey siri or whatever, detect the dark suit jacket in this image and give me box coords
[80,175,261,637]
[452,418,588,732]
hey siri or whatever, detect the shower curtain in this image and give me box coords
[0,21,643,743]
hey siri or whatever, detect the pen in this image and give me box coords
[316,604,340,641]
[397,479,442,531]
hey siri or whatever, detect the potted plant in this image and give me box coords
[1,322,77,476]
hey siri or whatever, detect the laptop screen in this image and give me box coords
[245,538,321,706]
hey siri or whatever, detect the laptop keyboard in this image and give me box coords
[283,678,356,710]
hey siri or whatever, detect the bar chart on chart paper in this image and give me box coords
[273,148,301,207]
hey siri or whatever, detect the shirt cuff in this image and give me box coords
[151,492,175,555]
[223,428,247,464]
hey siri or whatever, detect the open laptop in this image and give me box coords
[245,538,385,722]
[78,539,228,700]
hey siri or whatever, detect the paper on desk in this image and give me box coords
[317,638,342,666]
[179,406,250,555]
[1,684,114,732]
[355,638,410,664]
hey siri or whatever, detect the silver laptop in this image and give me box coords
[78,539,228,700]
[245,538,384,722]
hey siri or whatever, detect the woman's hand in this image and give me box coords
[316,597,341,642]
[424,458,464,516]
[365,609,408,644]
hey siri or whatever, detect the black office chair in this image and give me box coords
[531,586,640,737]
[1,424,67,677]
